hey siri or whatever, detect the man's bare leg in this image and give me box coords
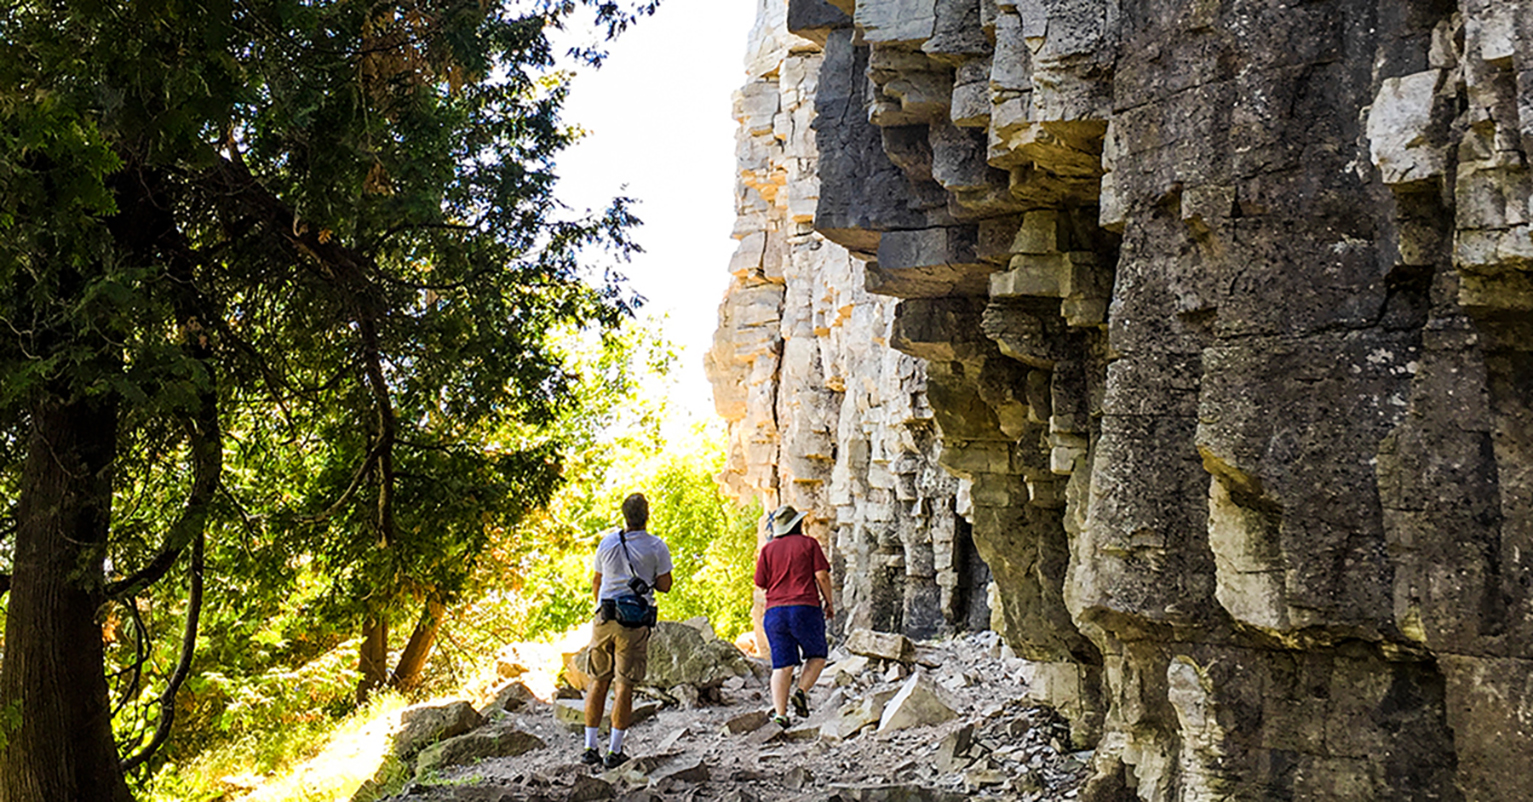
[584,676,612,728]
[611,679,634,730]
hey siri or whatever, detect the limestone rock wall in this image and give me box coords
[712,0,1533,799]
[706,0,992,642]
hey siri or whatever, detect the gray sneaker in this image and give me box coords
[791,687,809,719]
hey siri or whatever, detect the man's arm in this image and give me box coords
[591,571,603,605]
[653,571,674,593]
[814,569,834,618]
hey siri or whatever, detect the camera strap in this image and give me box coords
[617,530,651,590]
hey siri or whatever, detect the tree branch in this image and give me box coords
[120,532,204,775]
[209,154,400,546]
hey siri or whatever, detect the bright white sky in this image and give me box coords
[556,0,759,422]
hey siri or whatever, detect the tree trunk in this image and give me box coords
[0,397,133,802]
[390,598,446,693]
[356,615,389,704]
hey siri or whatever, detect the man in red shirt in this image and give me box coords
[754,504,834,728]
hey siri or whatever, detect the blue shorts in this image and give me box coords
[763,605,828,670]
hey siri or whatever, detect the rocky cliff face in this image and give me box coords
[707,0,994,641]
[710,1,1533,799]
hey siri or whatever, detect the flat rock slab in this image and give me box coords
[566,774,616,801]
[844,630,916,664]
[650,755,710,785]
[724,709,772,735]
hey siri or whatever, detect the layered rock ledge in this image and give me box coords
[711,1,1533,800]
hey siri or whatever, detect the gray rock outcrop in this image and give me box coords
[712,1,1533,799]
[413,725,544,776]
[709,0,994,649]
[393,700,484,758]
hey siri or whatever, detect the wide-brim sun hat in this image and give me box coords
[771,504,809,537]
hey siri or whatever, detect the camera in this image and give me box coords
[627,576,650,596]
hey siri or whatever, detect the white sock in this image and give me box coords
[584,726,600,750]
[609,727,627,754]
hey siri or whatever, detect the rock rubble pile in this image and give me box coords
[375,629,1089,802]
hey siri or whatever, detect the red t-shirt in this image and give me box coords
[755,533,830,609]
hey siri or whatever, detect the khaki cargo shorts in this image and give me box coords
[587,617,651,685]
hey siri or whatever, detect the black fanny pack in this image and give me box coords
[600,594,656,628]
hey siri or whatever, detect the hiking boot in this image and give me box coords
[772,713,790,729]
[603,750,630,769]
[581,747,602,766]
[791,687,810,719]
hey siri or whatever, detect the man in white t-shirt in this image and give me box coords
[582,493,673,769]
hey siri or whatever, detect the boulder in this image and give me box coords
[878,673,959,732]
[564,620,752,695]
[413,725,545,775]
[393,700,483,757]
[744,721,785,745]
[643,620,754,689]
[480,680,536,716]
[844,629,916,664]
[680,616,715,638]
[562,650,593,692]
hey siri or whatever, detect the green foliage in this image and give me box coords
[142,689,412,802]
[635,433,760,640]
[509,420,760,643]
[0,0,667,791]
[438,320,759,665]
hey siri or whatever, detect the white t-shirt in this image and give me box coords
[591,529,673,604]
